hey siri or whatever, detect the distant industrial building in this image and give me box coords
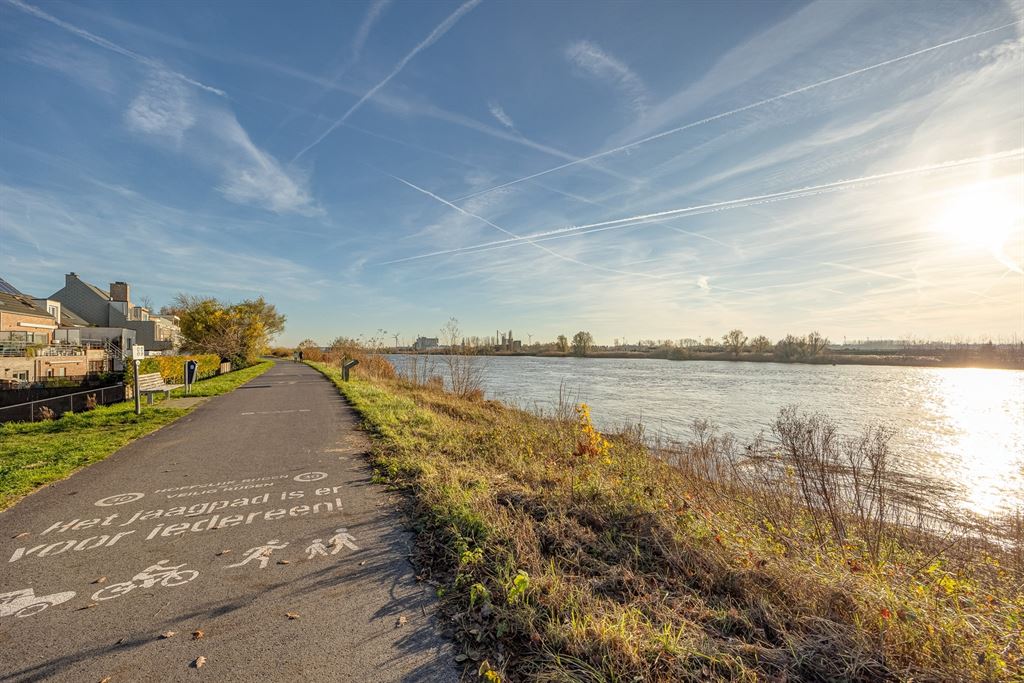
[413,336,439,351]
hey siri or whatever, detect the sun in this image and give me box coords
[932,178,1023,253]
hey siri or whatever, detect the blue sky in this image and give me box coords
[1,0,1021,346]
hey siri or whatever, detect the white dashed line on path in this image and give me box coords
[240,409,312,415]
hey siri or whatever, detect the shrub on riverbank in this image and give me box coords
[126,353,221,385]
[309,360,1022,682]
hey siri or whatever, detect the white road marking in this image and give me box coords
[0,588,76,618]
[94,493,145,507]
[226,540,288,569]
[293,472,327,483]
[92,560,199,601]
[239,409,312,415]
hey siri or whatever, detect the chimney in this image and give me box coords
[65,272,79,286]
[109,281,130,304]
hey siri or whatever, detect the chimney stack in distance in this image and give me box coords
[109,281,131,304]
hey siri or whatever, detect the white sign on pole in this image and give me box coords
[132,345,145,359]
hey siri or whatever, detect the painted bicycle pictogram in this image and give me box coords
[92,560,199,601]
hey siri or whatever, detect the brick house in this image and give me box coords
[0,291,90,385]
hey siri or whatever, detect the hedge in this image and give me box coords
[125,354,222,385]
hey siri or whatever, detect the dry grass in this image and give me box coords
[308,360,1023,682]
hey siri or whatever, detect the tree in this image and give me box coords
[556,335,569,353]
[571,331,593,357]
[722,329,748,356]
[440,317,483,397]
[750,335,772,353]
[297,339,319,349]
[173,294,286,366]
[806,331,830,358]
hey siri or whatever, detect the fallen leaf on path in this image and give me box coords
[191,630,204,640]
[193,656,206,669]
[79,603,98,610]
[92,576,107,584]
[397,616,408,627]
[160,631,177,639]
[99,677,112,683]
[215,549,231,556]
[13,532,29,539]
[285,612,300,620]
[277,560,290,565]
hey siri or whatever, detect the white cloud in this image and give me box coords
[6,0,226,96]
[19,42,118,93]
[207,109,319,216]
[696,275,710,292]
[565,40,648,115]
[351,0,392,61]
[487,100,515,128]
[124,68,319,216]
[125,69,196,142]
[294,0,482,159]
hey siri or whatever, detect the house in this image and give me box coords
[50,274,179,353]
[0,291,57,346]
[0,290,92,385]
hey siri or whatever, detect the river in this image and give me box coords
[388,355,1024,515]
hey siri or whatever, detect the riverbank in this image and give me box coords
[0,361,273,510]
[309,359,1021,681]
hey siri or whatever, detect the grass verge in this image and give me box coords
[0,360,273,510]
[308,360,1022,683]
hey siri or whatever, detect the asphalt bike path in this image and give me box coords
[0,361,455,682]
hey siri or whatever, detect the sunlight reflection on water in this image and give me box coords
[389,356,1024,515]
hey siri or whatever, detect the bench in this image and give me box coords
[137,372,184,404]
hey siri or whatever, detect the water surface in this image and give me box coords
[389,355,1024,514]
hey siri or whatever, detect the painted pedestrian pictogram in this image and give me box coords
[305,528,359,559]
[227,540,289,569]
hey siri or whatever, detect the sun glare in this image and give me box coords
[932,179,1024,257]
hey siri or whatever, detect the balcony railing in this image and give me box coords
[0,342,89,358]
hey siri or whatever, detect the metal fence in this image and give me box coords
[0,383,126,424]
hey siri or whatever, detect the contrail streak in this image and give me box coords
[455,21,1021,202]
[385,172,663,279]
[382,149,1023,264]
[294,0,481,160]
[5,0,227,96]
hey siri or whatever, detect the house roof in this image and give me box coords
[81,279,110,300]
[59,306,92,327]
[0,292,53,318]
[0,276,24,296]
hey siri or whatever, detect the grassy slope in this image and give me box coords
[308,361,1021,683]
[0,361,273,510]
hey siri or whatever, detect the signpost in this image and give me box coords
[342,359,359,382]
[131,346,144,415]
[184,360,198,394]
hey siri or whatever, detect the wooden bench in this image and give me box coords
[137,372,184,404]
